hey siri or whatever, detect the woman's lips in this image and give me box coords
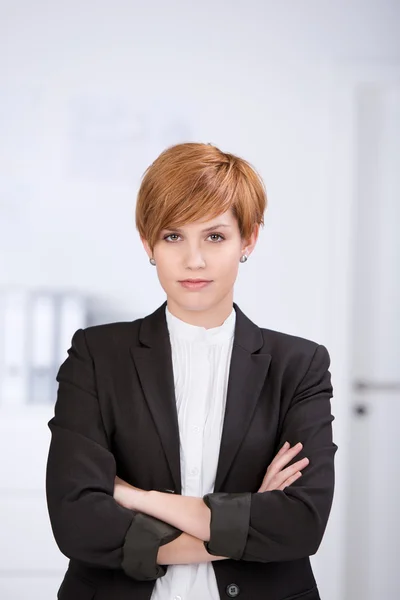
[179,280,212,290]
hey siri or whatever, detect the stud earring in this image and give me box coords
[240,253,248,263]
[149,257,156,266]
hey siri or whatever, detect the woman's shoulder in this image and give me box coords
[235,303,328,365]
[77,318,143,355]
[257,325,330,372]
[259,325,320,352]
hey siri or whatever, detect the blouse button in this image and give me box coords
[226,583,240,597]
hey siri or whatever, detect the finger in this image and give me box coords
[269,442,303,468]
[267,442,291,468]
[268,441,292,468]
[268,442,304,473]
[276,441,291,457]
[260,457,309,492]
[268,469,302,492]
[277,471,302,491]
[279,458,309,480]
[258,467,303,493]
[269,461,306,490]
[259,444,307,492]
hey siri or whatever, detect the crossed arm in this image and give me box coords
[113,441,309,565]
[46,328,336,582]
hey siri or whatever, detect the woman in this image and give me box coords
[46,142,337,600]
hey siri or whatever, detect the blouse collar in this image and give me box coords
[165,304,236,344]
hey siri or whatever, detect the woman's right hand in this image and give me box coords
[257,441,309,492]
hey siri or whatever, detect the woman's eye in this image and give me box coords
[163,233,225,242]
[209,233,225,242]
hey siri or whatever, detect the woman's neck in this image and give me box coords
[166,295,234,329]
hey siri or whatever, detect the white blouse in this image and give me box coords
[150,304,236,600]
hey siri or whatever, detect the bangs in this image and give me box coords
[135,142,266,250]
[157,165,239,230]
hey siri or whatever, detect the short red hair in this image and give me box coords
[135,142,267,252]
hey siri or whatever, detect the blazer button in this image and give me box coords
[226,583,240,597]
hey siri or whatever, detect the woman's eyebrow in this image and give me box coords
[164,224,231,234]
[201,224,231,233]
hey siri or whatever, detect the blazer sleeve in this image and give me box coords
[202,343,337,562]
[46,328,182,581]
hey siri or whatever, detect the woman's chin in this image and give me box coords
[170,294,216,313]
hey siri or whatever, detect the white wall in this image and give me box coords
[1,2,400,599]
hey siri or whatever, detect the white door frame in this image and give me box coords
[318,64,400,600]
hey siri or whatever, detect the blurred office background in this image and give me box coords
[0,1,399,599]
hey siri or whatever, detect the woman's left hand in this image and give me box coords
[113,476,147,510]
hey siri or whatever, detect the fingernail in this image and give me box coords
[284,441,289,448]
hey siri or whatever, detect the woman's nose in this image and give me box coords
[183,246,206,269]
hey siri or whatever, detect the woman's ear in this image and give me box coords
[141,237,153,259]
[242,224,260,258]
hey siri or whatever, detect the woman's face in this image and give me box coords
[142,209,258,318]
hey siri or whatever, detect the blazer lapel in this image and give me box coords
[213,304,272,492]
[130,302,182,494]
[130,301,271,496]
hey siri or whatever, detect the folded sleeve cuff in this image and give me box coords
[122,513,182,581]
[202,492,251,560]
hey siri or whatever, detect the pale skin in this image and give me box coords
[114,209,310,564]
[141,208,259,329]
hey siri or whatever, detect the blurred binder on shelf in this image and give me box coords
[0,289,30,407]
[57,293,87,365]
[29,291,88,404]
[0,288,88,407]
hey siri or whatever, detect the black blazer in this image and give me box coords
[46,300,337,600]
